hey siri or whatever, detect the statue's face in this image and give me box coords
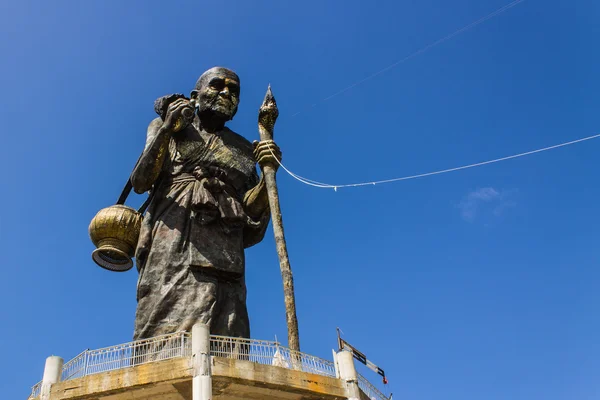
[193,72,240,121]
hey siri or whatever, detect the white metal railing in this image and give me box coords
[61,349,88,381]
[358,373,390,400]
[209,335,337,377]
[83,331,190,375]
[29,332,388,400]
[29,381,42,399]
[29,331,190,399]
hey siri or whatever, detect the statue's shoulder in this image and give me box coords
[148,117,163,129]
[144,117,164,140]
[222,127,254,155]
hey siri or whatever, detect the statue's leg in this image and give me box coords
[213,276,249,337]
[135,267,220,337]
[211,276,250,359]
[132,268,219,364]
[184,269,220,331]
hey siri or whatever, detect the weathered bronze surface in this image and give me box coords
[129,67,281,340]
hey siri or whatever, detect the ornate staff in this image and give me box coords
[258,86,301,352]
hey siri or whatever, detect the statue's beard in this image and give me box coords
[198,96,237,121]
[198,99,237,121]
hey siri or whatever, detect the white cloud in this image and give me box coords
[458,187,515,222]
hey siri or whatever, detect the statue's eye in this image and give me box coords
[228,84,240,96]
[209,79,225,91]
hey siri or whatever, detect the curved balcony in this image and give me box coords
[28,331,389,400]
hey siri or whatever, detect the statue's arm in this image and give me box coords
[243,139,282,217]
[130,118,171,194]
[242,173,271,248]
[131,98,193,193]
[243,177,269,219]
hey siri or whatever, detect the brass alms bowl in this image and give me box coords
[89,205,142,272]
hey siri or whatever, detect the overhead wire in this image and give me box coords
[291,0,527,117]
[269,0,597,191]
[269,134,600,190]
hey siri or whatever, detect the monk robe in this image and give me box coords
[133,117,269,340]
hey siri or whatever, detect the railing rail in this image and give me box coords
[358,373,390,400]
[29,331,190,399]
[84,331,191,375]
[209,335,337,377]
[29,381,42,399]
[61,349,89,381]
[29,332,386,400]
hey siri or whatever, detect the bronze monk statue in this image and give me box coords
[130,67,280,340]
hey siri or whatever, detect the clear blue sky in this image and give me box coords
[1,0,599,399]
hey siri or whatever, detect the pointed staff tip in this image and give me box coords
[261,84,277,107]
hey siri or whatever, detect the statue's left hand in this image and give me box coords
[253,140,282,171]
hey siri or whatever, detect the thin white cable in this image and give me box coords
[291,0,526,117]
[276,158,333,187]
[270,133,600,190]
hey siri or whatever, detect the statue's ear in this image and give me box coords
[190,90,199,100]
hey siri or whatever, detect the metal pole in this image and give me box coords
[181,333,185,357]
[258,86,301,352]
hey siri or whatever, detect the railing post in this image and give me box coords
[83,350,89,377]
[192,323,212,400]
[40,356,63,400]
[337,350,360,400]
[289,347,302,371]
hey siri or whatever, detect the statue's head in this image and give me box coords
[191,67,240,122]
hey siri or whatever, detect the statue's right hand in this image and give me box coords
[163,98,194,132]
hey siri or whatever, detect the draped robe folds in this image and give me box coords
[133,118,269,340]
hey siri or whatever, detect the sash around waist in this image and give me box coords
[160,171,247,227]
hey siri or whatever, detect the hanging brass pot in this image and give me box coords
[89,205,142,272]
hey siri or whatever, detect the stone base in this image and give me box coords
[44,357,348,400]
